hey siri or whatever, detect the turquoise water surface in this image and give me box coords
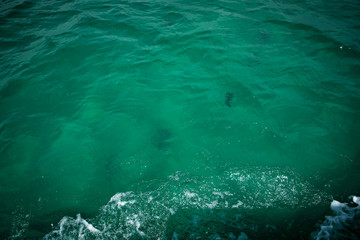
[1,0,360,239]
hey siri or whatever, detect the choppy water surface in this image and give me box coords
[1,0,360,239]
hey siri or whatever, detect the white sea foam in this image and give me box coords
[206,200,218,208]
[109,192,136,208]
[313,196,360,240]
[232,200,244,208]
[184,190,198,199]
[44,215,100,240]
[213,191,224,198]
[44,168,330,240]
[75,214,100,234]
[169,208,176,215]
[9,210,30,240]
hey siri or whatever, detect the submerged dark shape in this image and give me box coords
[152,128,172,150]
[225,92,234,107]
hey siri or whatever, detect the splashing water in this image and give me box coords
[313,196,360,240]
[44,168,330,239]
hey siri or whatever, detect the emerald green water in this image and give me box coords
[1,0,360,239]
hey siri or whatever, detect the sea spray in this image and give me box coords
[44,168,330,239]
[313,196,360,240]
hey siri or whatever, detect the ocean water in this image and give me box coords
[0,0,360,239]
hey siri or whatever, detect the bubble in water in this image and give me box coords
[43,167,330,239]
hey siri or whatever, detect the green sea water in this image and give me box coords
[1,0,360,239]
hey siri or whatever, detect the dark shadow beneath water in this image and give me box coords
[152,128,173,150]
